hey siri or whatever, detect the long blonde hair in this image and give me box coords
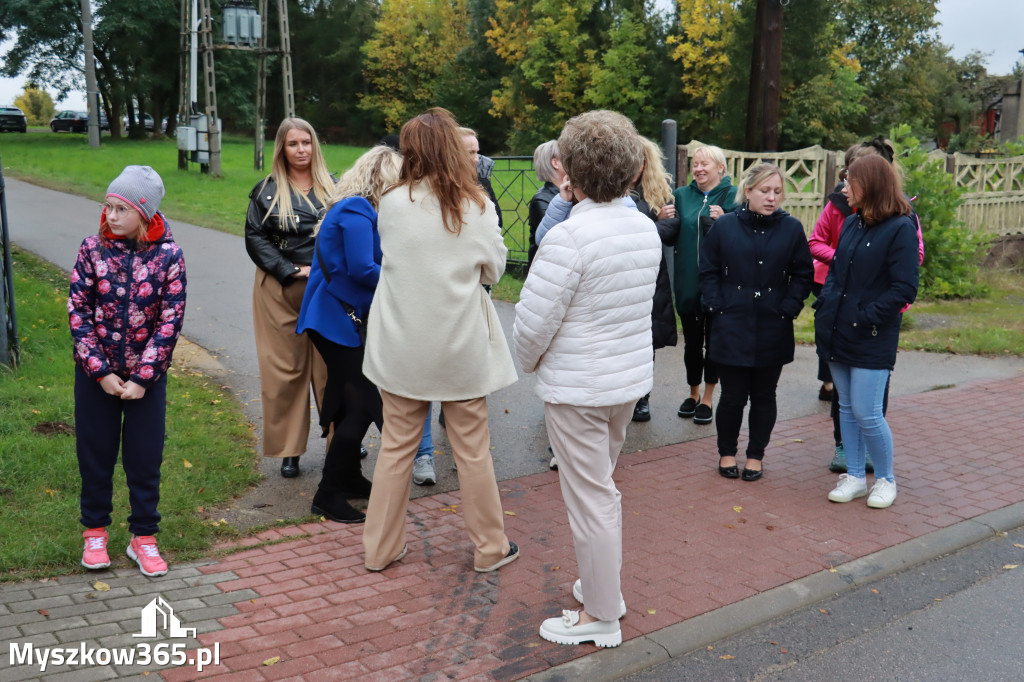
[638,137,673,210]
[326,146,403,212]
[261,118,334,230]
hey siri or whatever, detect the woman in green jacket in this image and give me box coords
[670,145,739,425]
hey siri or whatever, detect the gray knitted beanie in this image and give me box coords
[106,165,165,222]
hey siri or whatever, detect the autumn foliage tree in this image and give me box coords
[360,0,471,132]
[14,84,55,126]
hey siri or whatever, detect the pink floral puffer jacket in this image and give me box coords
[68,213,187,388]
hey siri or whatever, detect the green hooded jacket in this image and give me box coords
[672,176,739,316]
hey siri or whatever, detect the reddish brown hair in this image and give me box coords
[845,155,911,225]
[396,108,487,234]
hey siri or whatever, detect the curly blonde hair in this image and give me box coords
[327,146,402,211]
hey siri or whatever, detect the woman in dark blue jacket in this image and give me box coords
[700,163,813,481]
[816,155,919,509]
[296,145,402,523]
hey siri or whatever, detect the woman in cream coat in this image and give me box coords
[361,108,519,573]
[514,111,662,648]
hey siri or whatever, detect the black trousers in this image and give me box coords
[75,366,166,535]
[715,364,783,461]
[810,282,832,384]
[680,311,718,387]
[308,331,382,494]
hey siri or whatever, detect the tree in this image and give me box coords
[360,0,472,132]
[14,84,56,125]
[667,0,736,130]
[487,0,600,149]
[585,9,654,124]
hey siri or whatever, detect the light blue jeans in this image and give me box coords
[416,405,433,460]
[828,362,894,482]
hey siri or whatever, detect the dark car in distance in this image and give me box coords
[50,110,90,133]
[0,105,28,133]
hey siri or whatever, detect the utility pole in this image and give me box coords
[178,0,190,170]
[80,0,100,148]
[198,0,221,176]
[278,0,295,119]
[745,0,785,152]
[255,0,268,170]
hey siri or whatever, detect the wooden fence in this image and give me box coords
[676,141,1024,235]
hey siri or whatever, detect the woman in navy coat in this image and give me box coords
[700,163,813,481]
[815,155,919,509]
[296,145,402,523]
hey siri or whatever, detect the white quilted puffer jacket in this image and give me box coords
[513,198,662,406]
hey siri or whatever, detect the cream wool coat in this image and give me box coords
[513,199,662,406]
[362,183,518,401]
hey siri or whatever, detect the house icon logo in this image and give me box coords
[133,597,197,638]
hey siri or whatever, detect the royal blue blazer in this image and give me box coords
[296,196,382,347]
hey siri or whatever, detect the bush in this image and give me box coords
[891,124,990,299]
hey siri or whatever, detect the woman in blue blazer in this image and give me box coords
[296,145,402,523]
[815,154,919,509]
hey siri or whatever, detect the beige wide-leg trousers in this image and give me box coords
[363,390,511,570]
[251,269,327,459]
[544,401,633,622]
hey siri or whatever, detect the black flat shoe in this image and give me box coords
[280,456,300,478]
[741,466,764,481]
[360,446,368,459]
[718,458,739,479]
[677,397,697,418]
[632,395,651,422]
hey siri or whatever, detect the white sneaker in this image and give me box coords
[828,474,868,503]
[867,478,898,509]
[572,579,626,619]
[412,456,436,486]
[539,610,621,647]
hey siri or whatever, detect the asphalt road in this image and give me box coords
[7,175,1024,528]
[621,524,1024,682]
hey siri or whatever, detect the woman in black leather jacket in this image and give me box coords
[527,140,563,269]
[245,117,336,478]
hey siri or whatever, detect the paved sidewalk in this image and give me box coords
[3,372,1022,681]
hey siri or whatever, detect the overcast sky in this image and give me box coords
[1,0,1022,112]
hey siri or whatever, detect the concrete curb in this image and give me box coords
[527,501,1024,681]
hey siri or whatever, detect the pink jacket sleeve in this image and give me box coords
[808,202,845,285]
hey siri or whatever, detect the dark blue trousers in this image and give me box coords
[75,367,166,535]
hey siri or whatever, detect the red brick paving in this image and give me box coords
[164,375,1024,681]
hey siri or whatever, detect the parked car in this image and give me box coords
[50,110,90,133]
[122,113,155,132]
[0,105,28,133]
[99,112,109,130]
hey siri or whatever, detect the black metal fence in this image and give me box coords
[490,156,540,273]
[0,157,20,367]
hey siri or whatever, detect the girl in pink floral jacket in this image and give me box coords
[67,166,186,577]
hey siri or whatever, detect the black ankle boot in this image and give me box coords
[338,475,373,499]
[311,491,365,524]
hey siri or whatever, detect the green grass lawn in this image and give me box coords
[0,133,540,262]
[0,248,262,581]
[793,269,1024,356]
[0,133,366,235]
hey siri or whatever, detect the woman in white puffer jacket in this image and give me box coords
[513,110,662,649]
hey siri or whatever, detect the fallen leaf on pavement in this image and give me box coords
[93,581,110,592]
[720,654,735,660]
[263,656,280,666]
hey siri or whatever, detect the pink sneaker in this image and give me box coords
[127,535,168,577]
[81,528,110,570]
